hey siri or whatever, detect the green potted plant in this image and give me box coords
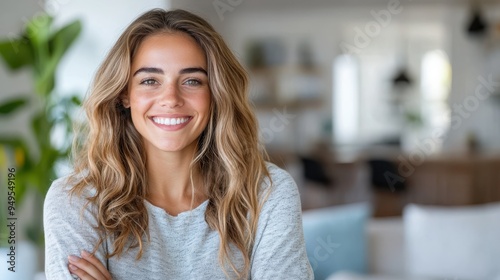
[0,12,81,279]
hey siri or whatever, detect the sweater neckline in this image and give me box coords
[144,199,209,219]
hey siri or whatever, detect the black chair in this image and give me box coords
[300,156,332,186]
[367,159,405,192]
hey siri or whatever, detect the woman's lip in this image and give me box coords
[149,114,192,118]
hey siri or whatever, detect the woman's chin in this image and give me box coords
[152,142,196,154]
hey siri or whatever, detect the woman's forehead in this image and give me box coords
[131,32,207,73]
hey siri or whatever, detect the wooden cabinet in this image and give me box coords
[370,154,500,217]
[404,155,500,206]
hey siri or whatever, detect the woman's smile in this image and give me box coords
[150,115,192,131]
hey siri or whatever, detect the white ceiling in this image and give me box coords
[172,0,500,13]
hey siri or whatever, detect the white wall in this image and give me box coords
[442,4,500,152]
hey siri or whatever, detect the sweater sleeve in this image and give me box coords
[43,176,108,280]
[250,164,314,279]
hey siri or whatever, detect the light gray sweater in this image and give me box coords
[43,163,313,279]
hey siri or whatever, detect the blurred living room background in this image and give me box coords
[2,0,500,279]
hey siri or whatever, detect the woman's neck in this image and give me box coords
[144,143,206,215]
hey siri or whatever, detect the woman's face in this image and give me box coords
[124,32,211,155]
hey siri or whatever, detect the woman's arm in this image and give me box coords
[67,250,112,280]
[44,177,108,279]
[250,165,314,279]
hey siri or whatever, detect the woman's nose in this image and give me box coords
[159,83,183,108]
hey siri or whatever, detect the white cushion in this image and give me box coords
[404,203,500,280]
[367,218,405,276]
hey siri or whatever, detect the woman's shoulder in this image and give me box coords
[44,173,95,209]
[262,161,300,204]
[264,161,297,189]
[265,162,296,185]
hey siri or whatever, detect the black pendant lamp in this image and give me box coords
[392,34,412,88]
[467,2,488,35]
[392,68,412,86]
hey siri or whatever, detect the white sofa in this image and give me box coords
[303,202,500,280]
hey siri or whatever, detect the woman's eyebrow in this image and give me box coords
[179,67,207,75]
[133,67,164,76]
[132,67,207,76]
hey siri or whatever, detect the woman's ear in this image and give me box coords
[123,99,130,108]
[121,92,130,108]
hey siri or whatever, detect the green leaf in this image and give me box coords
[71,95,82,106]
[35,20,82,96]
[15,172,28,213]
[25,14,53,91]
[35,72,55,96]
[0,37,33,70]
[25,14,53,49]
[0,98,28,115]
[48,19,82,60]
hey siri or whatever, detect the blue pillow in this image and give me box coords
[302,203,371,280]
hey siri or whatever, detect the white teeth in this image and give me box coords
[153,117,189,126]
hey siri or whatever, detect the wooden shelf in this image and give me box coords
[249,65,325,110]
[252,98,323,110]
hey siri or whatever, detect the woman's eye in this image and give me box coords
[184,79,201,86]
[140,79,158,86]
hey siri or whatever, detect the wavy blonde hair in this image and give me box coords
[69,8,270,278]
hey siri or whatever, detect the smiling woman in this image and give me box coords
[42,8,313,280]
